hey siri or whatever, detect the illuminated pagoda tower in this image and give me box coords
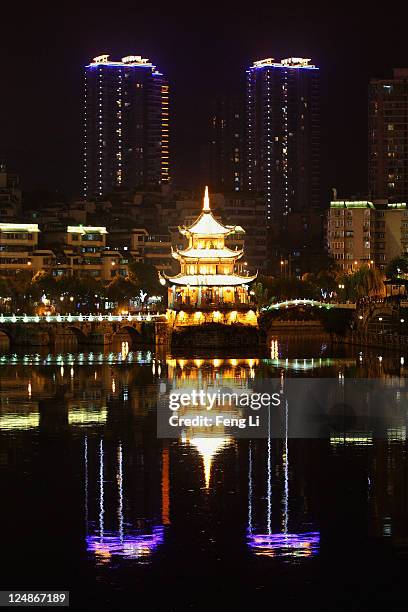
[161,187,258,334]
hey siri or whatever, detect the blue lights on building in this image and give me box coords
[245,57,320,226]
[83,55,169,199]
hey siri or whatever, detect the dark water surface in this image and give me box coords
[1,335,408,610]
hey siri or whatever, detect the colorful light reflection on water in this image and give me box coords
[247,531,320,558]
[86,527,165,563]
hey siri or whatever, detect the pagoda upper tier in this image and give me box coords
[178,188,242,237]
[162,187,257,289]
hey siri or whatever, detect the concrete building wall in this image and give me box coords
[327,200,408,271]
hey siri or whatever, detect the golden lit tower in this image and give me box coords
[160,187,257,325]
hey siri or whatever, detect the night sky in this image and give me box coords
[0,4,406,200]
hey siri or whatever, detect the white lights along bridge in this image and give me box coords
[0,313,166,324]
[262,299,356,311]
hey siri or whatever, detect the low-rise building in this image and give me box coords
[131,229,173,273]
[36,225,129,280]
[64,226,128,280]
[0,223,40,276]
[327,199,408,271]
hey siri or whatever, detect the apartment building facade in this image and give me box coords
[0,223,40,276]
[327,200,408,271]
[0,224,128,281]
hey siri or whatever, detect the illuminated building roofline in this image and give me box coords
[0,223,40,233]
[329,201,374,209]
[330,200,408,210]
[252,57,318,69]
[67,225,108,235]
[88,54,155,69]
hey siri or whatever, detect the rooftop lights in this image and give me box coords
[67,225,108,234]
[252,57,317,69]
[92,54,110,63]
[0,223,40,233]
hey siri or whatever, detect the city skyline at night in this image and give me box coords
[1,6,407,200]
[3,9,408,611]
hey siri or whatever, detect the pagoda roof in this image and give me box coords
[172,246,243,260]
[179,213,241,236]
[163,273,257,286]
[178,186,244,236]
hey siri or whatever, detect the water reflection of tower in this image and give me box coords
[84,436,166,564]
[247,399,320,558]
[166,357,259,489]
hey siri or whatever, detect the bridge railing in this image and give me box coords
[0,313,166,324]
[262,299,356,311]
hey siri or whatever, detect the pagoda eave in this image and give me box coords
[172,247,243,261]
[163,272,258,287]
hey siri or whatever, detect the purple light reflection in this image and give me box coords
[86,525,164,562]
[247,531,320,558]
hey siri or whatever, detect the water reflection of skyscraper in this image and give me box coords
[84,437,165,564]
[3,350,408,563]
[247,403,320,559]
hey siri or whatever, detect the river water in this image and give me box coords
[1,334,408,610]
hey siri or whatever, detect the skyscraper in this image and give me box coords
[208,96,244,192]
[245,57,320,221]
[83,54,169,199]
[368,69,408,201]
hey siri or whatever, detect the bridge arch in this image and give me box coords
[113,324,144,346]
[0,328,11,349]
[49,325,88,347]
[364,307,400,335]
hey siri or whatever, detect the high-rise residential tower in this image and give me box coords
[208,96,244,192]
[83,54,169,199]
[369,69,408,201]
[245,57,320,221]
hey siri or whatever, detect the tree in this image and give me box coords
[6,272,33,313]
[105,276,138,309]
[385,256,408,280]
[0,278,9,298]
[29,271,58,300]
[60,276,105,312]
[345,265,384,300]
[128,260,165,297]
[302,270,338,299]
[252,282,270,307]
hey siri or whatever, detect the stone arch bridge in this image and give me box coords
[0,313,169,348]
